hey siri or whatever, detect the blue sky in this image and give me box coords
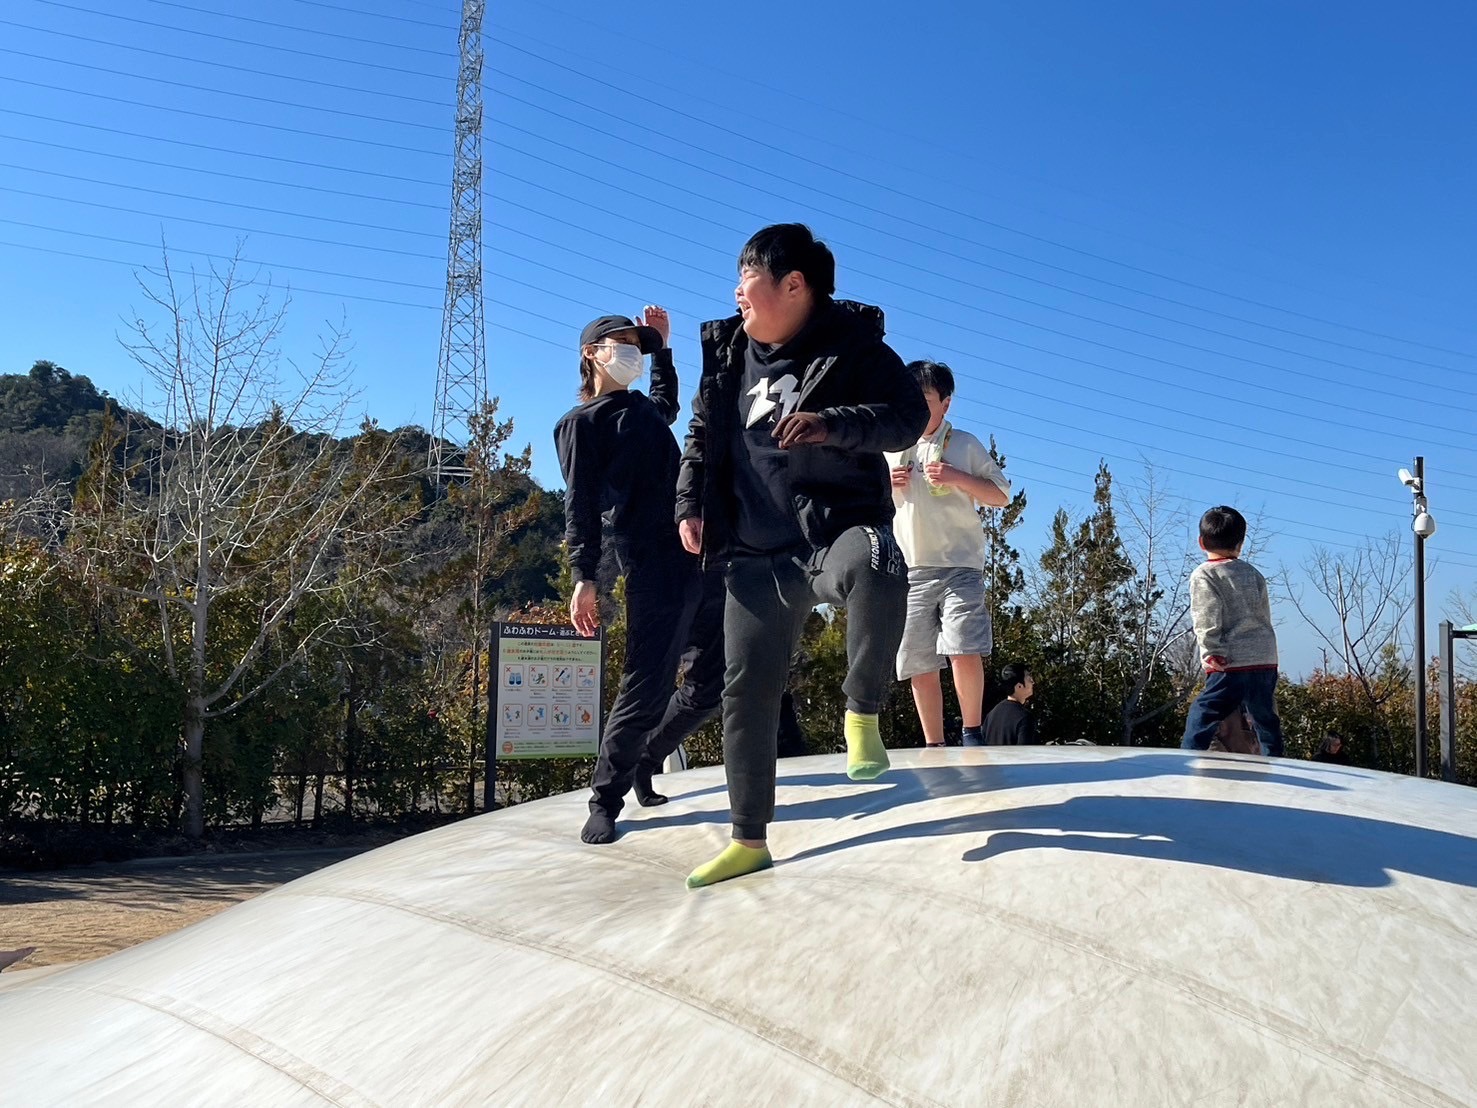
[2,0,1475,677]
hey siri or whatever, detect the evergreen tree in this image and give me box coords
[1030,462,1134,744]
[980,435,1028,663]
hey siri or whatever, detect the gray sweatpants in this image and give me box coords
[722,525,909,840]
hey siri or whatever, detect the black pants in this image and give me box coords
[588,550,702,818]
[1182,669,1285,757]
[639,567,811,773]
[723,525,909,840]
[638,566,727,774]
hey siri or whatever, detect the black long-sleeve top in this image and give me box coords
[984,699,1037,746]
[553,348,681,584]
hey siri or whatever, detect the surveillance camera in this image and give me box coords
[1413,511,1437,539]
[1398,468,1416,488]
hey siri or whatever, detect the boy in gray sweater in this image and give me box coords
[1181,506,1285,757]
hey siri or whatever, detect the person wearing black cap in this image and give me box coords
[676,223,929,888]
[554,306,701,844]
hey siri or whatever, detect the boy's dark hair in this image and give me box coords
[1000,662,1030,694]
[1200,505,1248,551]
[907,360,955,400]
[738,223,836,298]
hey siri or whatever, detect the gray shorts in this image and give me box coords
[896,566,994,680]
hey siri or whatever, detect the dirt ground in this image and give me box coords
[0,848,370,970]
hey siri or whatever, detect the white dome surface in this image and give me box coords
[2,747,1476,1107]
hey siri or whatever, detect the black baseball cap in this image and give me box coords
[579,314,663,354]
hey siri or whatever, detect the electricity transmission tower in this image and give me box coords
[429,0,487,483]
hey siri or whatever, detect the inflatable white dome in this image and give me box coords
[2,747,1475,1106]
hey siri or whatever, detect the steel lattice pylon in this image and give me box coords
[430,0,487,483]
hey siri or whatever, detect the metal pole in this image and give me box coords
[485,623,500,812]
[1406,455,1429,774]
[1413,456,1427,778]
[1438,620,1456,784]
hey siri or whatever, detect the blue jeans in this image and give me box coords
[1182,669,1284,757]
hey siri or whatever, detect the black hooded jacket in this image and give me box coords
[554,348,680,584]
[675,300,928,559]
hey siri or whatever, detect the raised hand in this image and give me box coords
[890,465,911,490]
[638,305,671,346]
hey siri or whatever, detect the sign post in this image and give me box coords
[486,622,604,810]
[1437,621,1477,785]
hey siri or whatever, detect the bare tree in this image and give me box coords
[1284,533,1412,765]
[1443,586,1477,680]
[1117,465,1199,745]
[71,251,421,838]
[408,400,538,814]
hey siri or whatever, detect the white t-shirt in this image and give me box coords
[885,422,1011,569]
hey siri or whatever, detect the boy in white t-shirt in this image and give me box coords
[886,361,1011,747]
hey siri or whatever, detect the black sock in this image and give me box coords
[634,766,668,807]
[581,807,617,844]
[962,726,983,745]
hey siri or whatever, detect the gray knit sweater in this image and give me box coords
[1189,557,1278,670]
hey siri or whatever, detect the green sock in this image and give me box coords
[685,842,773,889]
[845,711,890,781]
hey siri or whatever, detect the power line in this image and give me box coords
[481,208,1477,484]
[0,75,450,157]
[12,229,1477,562]
[487,24,1474,374]
[0,210,1439,493]
[0,165,444,240]
[11,46,1471,437]
[478,133,1477,441]
[493,40,1477,379]
[0,183,441,262]
[0,217,440,292]
[472,231,1477,524]
[9,126,1475,483]
[135,0,456,58]
[285,0,456,32]
[7,39,1471,413]
[8,31,1474,494]
[484,72,1477,402]
[0,133,443,212]
[0,49,444,134]
[503,0,1477,357]
[10,147,1476,475]
[0,236,586,360]
[490,71,1477,373]
[1,236,438,311]
[8,22,1465,555]
[991,447,1455,553]
[0,19,454,110]
[348,0,1477,372]
[0,108,445,190]
[304,0,456,16]
[16,5,1475,378]
[478,161,1475,480]
[0,206,1411,511]
[13,15,1466,398]
[27,0,452,80]
[0,106,443,190]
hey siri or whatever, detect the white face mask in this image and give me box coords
[600,342,644,387]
